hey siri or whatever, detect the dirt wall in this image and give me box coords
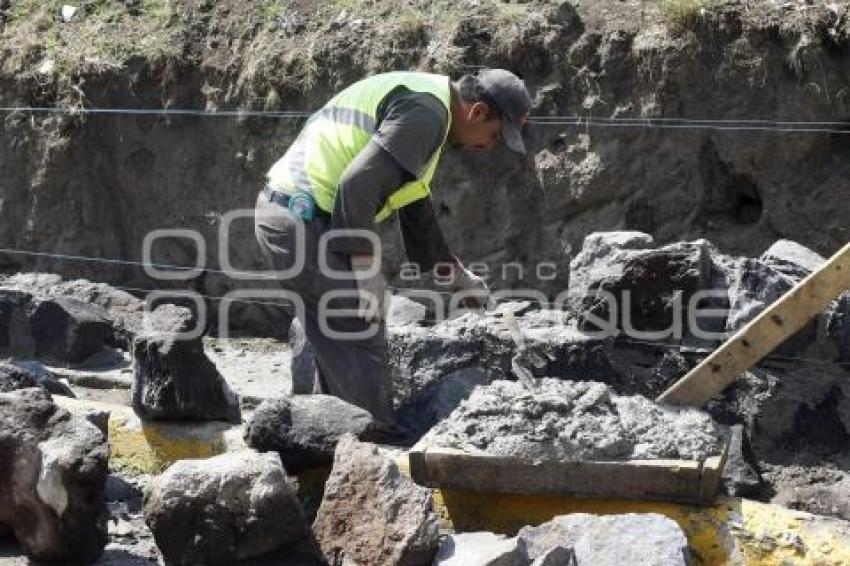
[1,0,848,332]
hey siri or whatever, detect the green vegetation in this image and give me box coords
[327,0,365,12]
[397,8,426,38]
[263,88,280,111]
[493,1,528,28]
[660,0,712,29]
[0,0,538,106]
[0,0,176,107]
[6,0,171,27]
[4,0,45,26]
[2,0,174,61]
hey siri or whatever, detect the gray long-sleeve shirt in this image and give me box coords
[327,87,453,271]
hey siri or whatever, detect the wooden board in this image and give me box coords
[657,242,850,407]
[408,435,730,505]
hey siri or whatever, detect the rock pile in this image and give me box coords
[1,231,849,562]
[390,233,849,480]
[0,276,243,424]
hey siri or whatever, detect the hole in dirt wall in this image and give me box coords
[698,140,763,226]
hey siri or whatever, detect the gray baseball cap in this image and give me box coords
[476,69,532,154]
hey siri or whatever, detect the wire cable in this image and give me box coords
[2,244,847,367]
[0,247,265,277]
[0,107,314,118]
[1,105,849,134]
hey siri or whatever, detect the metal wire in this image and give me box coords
[528,119,850,135]
[1,105,849,134]
[0,247,263,277]
[1,245,846,367]
[109,284,296,310]
[0,246,458,308]
[0,107,314,118]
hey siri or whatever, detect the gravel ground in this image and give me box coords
[39,337,293,411]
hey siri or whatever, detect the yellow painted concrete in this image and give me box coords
[733,498,850,566]
[423,489,850,565]
[397,454,850,565]
[54,396,242,474]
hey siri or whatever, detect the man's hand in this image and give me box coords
[452,260,491,310]
[351,255,387,324]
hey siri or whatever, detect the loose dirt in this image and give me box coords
[420,379,725,463]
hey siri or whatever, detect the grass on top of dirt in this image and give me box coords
[234,0,538,102]
[0,0,536,103]
[659,0,715,30]
[1,0,178,77]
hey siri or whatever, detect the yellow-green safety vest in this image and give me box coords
[266,71,451,223]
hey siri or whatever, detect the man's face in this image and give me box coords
[449,102,502,152]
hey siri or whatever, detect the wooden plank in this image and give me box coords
[657,242,850,407]
[408,436,730,505]
[698,455,725,504]
[698,433,731,504]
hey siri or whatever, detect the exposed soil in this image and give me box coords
[1,0,848,324]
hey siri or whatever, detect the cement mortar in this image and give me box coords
[422,379,724,463]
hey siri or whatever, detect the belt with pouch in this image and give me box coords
[263,184,330,220]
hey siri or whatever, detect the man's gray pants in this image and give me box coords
[254,190,395,425]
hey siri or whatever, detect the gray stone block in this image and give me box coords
[131,304,240,423]
[29,296,113,363]
[0,388,108,562]
[433,532,527,566]
[144,450,307,565]
[760,239,825,277]
[531,546,576,566]
[244,394,378,473]
[0,289,35,357]
[313,435,439,566]
[517,513,689,565]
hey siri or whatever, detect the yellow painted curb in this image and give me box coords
[396,455,850,565]
[734,498,850,566]
[430,491,850,565]
[54,396,245,474]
